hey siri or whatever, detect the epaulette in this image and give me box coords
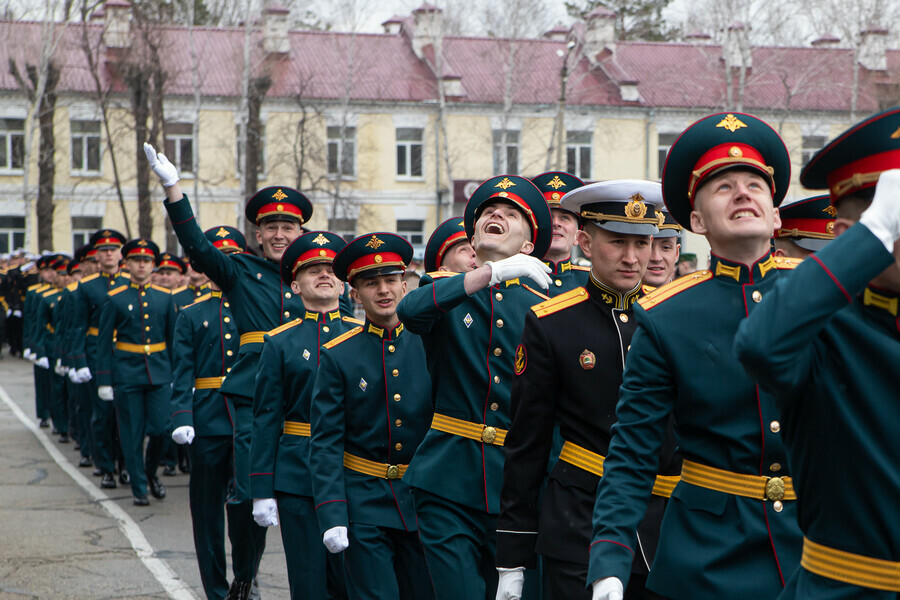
[773,256,801,269]
[322,326,363,349]
[572,264,591,272]
[522,284,550,302]
[66,281,79,292]
[149,284,171,294]
[28,283,47,291]
[267,318,303,337]
[171,285,189,294]
[80,272,101,283]
[341,316,365,326]
[638,270,713,310]
[531,287,588,318]
[108,285,129,297]
[426,270,458,279]
[120,272,132,279]
[41,288,57,297]
[188,292,213,306]
[641,284,656,295]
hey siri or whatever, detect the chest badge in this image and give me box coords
[463,313,473,328]
[303,349,311,361]
[579,349,596,370]
[514,344,527,375]
[127,304,133,311]
[202,320,209,328]
[359,378,367,392]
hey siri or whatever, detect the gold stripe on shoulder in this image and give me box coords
[42,288,59,297]
[323,326,363,349]
[268,318,303,337]
[81,272,100,283]
[66,281,79,292]
[426,270,458,279]
[171,285,188,294]
[774,256,802,269]
[149,284,172,294]
[188,293,213,306]
[572,264,591,271]
[342,316,365,325]
[522,284,550,302]
[641,284,656,295]
[531,286,588,317]
[638,270,713,310]
[108,285,129,297]
[28,283,47,291]
[119,272,132,279]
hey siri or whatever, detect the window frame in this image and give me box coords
[395,127,424,180]
[0,118,26,173]
[566,130,593,180]
[492,129,520,174]
[327,125,357,179]
[164,122,195,179]
[70,119,103,176]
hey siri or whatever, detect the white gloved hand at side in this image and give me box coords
[171,425,195,445]
[495,567,525,600]
[74,367,91,383]
[23,349,34,361]
[859,168,900,252]
[591,577,624,600]
[98,386,114,401]
[484,254,552,289]
[252,498,279,527]
[12,310,21,318]
[35,357,50,369]
[54,359,68,376]
[143,142,180,188]
[323,525,349,553]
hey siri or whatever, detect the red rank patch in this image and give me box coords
[514,344,527,375]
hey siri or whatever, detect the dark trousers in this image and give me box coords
[343,522,433,600]
[7,315,22,354]
[543,556,668,600]
[34,364,50,420]
[412,487,498,600]
[49,371,69,434]
[90,382,118,474]
[228,394,267,581]
[73,382,93,458]
[113,383,170,497]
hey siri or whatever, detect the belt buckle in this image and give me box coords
[765,476,785,501]
[143,344,151,354]
[386,465,401,480]
[482,426,497,444]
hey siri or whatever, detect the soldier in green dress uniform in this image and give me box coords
[772,194,835,259]
[642,209,682,288]
[735,106,900,600]
[589,113,803,600]
[250,231,360,600]
[24,254,57,427]
[396,175,553,600]
[96,239,176,506]
[531,171,591,295]
[423,217,476,275]
[35,256,71,441]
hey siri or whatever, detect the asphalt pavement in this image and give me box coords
[0,356,290,600]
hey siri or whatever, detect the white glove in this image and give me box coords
[35,357,49,369]
[252,498,279,528]
[860,168,900,252]
[172,425,195,445]
[12,310,21,317]
[54,359,68,376]
[98,386,114,401]
[323,525,349,553]
[143,142,180,188]
[68,369,81,383]
[591,577,624,600]
[5,309,10,317]
[484,254,552,289]
[23,348,34,361]
[495,567,525,600]
[73,367,91,383]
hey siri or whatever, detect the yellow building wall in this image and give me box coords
[593,118,648,181]
[442,114,493,181]
[520,117,555,176]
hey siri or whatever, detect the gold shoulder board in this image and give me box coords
[531,286,588,318]
[638,270,713,310]
[323,326,363,349]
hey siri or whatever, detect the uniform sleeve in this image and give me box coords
[396,273,469,334]
[735,223,895,397]
[587,308,673,588]
[164,195,238,293]
[171,310,196,429]
[309,346,350,533]
[250,335,287,499]
[496,310,559,569]
[67,286,89,369]
[33,298,50,358]
[22,291,36,350]
[96,295,116,387]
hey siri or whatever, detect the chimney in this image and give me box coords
[382,15,405,35]
[859,25,888,71]
[263,5,290,54]
[811,34,840,48]
[543,24,569,42]
[723,21,752,69]
[583,7,615,66]
[684,30,713,45]
[102,0,131,49]
[410,3,443,60]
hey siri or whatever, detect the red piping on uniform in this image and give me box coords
[432,280,446,313]
[315,499,347,510]
[383,339,408,530]
[590,539,634,558]
[139,287,153,384]
[218,298,226,375]
[171,214,194,226]
[762,502,786,586]
[481,288,495,513]
[810,254,851,302]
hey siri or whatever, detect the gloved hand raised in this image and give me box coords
[495,567,525,600]
[484,254,552,289]
[143,142,180,188]
[323,526,349,553]
[591,577,624,600]
[860,168,900,252]
[171,425,195,445]
[98,386,114,401]
[252,498,279,527]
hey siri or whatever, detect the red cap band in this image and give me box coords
[484,191,538,244]
[825,148,900,201]
[776,218,835,240]
[688,143,775,205]
[347,251,405,280]
[125,247,155,258]
[292,248,338,275]
[435,231,468,268]
[256,202,303,223]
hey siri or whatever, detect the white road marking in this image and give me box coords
[0,383,199,600]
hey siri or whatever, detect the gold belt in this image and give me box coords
[194,376,224,389]
[116,341,166,354]
[681,459,796,501]
[343,451,407,480]
[802,537,900,592]
[283,421,311,437]
[558,441,680,498]
[240,331,266,346]
[87,327,99,336]
[431,412,507,446]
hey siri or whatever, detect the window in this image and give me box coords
[328,218,357,242]
[72,216,103,249]
[492,130,519,174]
[71,120,102,174]
[658,133,679,179]
[802,135,827,167]
[566,131,592,179]
[236,124,266,175]
[0,216,25,253]
[164,122,194,176]
[327,126,356,177]
[0,119,25,171]
[396,219,425,245]
[396,127,423,178]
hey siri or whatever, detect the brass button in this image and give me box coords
[142,302,148,307]
[619,313,628,322]
[496,319,504,328]
[393,393,401,401]
[392,369,399,377]
[143,345,151,354]
[141,291,146,296]
[388,345,395,353]
[493,375,500,383]
[752,290,762,303]
[224,302,229,307]
[283,311,290,318]
[773,500,784,512]
[770,463,782,472]
[765,477,786,501]
[225,333,232,339]
[226,350,233,356]
[395,443,402,451]
[770,420,781,433]
[493,347,502,356]
[627,344,631,351]
[145,326,150,331]
[490,402,499,411]
[143,314,149,319]
[226,367,232,373]
[395,419,402,427]
[482,426,497,444]
[285,292,291,298]
[323,326,330,332]
[554,280,562,287]
[224,317,230,323]
[495,292,503,301]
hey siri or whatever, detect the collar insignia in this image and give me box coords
[716,113,748,133]
[359,378,367,392]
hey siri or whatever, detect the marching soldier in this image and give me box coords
[589,113,803,600]
[736,107,900,599]
[496,181,678,600]
[25,255,59,428]
[310,232,434,600]
[96,238,176,506]
[250,231,360,600]
[397,175,552,599]
[772,195,835,259]
[35,256,71,441]
[531,171,591,295]
[642,209,682,287]
[423,217,476,274]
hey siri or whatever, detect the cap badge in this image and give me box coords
[579,349,596,370]
[514,344,527,375]
[716,114,747,133]
[547,175,566,189]
[374,254,383,263]
[318,249,327,257]
[891,126,900,139]
[826,222,835,234]
[495,177,516,190]
[216,227,229,238]
[625,194,648,219]
[728,146,743,158]
[312,233,329,246]
[551,192,561,200]
[458,221,465,227]
[822,205,837,217]
[366,235,385,249]
[102,230,111,236]
[272,189,288,201]
[137,240,148,246]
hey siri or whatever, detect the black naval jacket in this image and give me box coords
[497,274,679,571]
